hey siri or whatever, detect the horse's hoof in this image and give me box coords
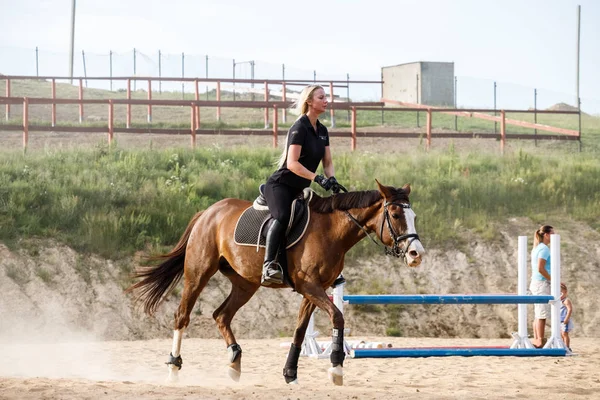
[166,368,179,384]
[328,366,343,386]
[287,379,299,385]
[227,366,241,382]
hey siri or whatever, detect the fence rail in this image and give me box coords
[0,75,581,152]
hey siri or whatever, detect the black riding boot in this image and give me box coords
[261,219,285,286]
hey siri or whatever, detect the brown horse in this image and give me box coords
[127,180,424,386]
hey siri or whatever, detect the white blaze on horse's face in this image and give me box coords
[403,207,424,267]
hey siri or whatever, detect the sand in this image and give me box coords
[0,336,597,400]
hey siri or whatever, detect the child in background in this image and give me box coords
[560,282,574,351]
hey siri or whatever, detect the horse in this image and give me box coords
[127,180,424,386]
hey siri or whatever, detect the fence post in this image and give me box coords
[133,48,137,91]
[216,81,221,121]
[329,81,335,128]
[108,100,114,146]
[78,78,84,123]
[51,78,56,127]
[158,50,162,94]
[272,105,278,148]
[416,74,420,128]
[190,103,196,149]
[264,81,269,129]
[500,110,506,154]
[454,76,458,131]
[346,73,350,121]
[126,79,131,128]
[194,79,200,129]
[426,108,432,151]
[205,55,209,100]
[147,79,152,123]
[181,52,185,100]
[351,106,357,151]
[534,88,538,146]
[82,50,88,88]
[4,78,10,121]
[282,81,287,123]
[109,50,113,91]
[494,81,497,134]
[23,97,29,150]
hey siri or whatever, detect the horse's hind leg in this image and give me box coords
[283,297,316,384]
[167,257,219,383]
[212,272,260,382]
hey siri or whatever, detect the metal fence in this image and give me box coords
[2,46,599,115]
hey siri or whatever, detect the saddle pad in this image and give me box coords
[234,204,310,249]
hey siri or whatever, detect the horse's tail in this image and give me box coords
[126,211,204,315]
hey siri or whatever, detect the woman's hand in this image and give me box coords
[314,174,333,191]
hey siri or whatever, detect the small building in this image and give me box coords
[381,61,454,107]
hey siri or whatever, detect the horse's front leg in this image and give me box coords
[283,298,317,384]
[301,284,345,386]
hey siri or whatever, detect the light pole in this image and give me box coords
[69,0,76,83]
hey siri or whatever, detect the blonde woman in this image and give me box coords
[261,85,339,286]
[530,225,554,348]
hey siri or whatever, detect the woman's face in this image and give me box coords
[308,88,328,114]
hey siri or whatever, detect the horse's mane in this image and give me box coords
[310,187,409,214]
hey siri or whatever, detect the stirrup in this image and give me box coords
[261,261,284,286]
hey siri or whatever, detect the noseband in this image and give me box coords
[344,201,420,261]
[380,201,420,259]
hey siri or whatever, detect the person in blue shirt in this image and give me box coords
[560,282,574,351]
[529,225,554,348]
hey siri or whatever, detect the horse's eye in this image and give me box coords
[392,213,400,219]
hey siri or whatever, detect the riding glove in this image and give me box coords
[314,174,333,191]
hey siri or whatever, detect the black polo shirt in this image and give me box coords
[270,114,330,189]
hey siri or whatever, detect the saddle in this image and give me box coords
[234,184,313,251]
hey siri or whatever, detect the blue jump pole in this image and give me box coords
[343,295,553,305]
[351,348,567,358]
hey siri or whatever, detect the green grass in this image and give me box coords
[1,145,599,260]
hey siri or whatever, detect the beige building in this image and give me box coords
[382,61,455,106]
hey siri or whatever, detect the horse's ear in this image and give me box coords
[375,179,394,199]
[401,183,411,195]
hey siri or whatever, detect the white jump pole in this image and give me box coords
[544,234,566,350]
[511,235,534,349]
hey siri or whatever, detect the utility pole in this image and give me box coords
[575,4,581,108]
[69,0,76,83]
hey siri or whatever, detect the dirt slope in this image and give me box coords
[0,217,596,343]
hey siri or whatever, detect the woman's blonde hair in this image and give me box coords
[533,225,554,247]
[275,85,324,168]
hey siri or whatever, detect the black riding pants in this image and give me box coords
[264,178,303,227]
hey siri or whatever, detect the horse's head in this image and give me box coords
[375,180,424,267]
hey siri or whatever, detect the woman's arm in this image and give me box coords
[537,258,551,280]
[287,144,319,180]
[322,146,335,178]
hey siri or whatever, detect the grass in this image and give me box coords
[1,145,599,261]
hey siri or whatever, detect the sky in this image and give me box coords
[1,0,598,111]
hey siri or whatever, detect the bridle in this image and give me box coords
[344,200,420,261]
